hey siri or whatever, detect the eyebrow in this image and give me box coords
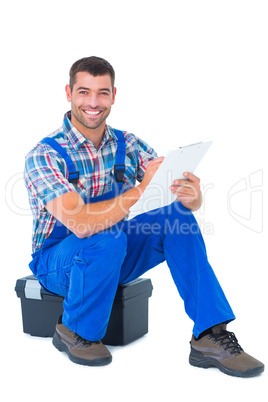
[76,86,111,92]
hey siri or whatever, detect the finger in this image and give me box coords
[173,176,200,189]
[172,180,193,188]
[183,172,200,184]
[150,156,165,163]
[172,180,197,191]
[169,185,199,198]
[176,189,196,202]
[147,156,165,167]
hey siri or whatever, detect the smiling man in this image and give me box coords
[66,70,116,145]
[24,56,264,377]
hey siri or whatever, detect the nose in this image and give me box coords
[87,93,100,108]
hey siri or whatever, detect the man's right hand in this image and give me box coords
[139,156,165,191]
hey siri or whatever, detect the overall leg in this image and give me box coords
[118,202,235,338]
[34,228,127,341]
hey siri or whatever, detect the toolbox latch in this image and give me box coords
[25,279,42,300]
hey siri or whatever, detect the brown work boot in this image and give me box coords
[189,325,264,377]
[52,317,112,366]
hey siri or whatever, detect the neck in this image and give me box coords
[71,116,106,149]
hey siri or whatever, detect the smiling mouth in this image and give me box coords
[84,110,102,116]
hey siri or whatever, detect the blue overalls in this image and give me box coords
[29,130,236,341]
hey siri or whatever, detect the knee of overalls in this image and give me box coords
[75,227,127,273]
[166,202,202,238]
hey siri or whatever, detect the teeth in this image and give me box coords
[84,110,101,115]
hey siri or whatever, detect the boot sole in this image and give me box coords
[52,331,112,367]
[189,347,264,378]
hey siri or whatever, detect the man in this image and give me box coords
[24,56,264,376]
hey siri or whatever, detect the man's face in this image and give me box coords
[65,72,116,135]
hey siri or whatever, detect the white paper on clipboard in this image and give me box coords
[128,141,212,219]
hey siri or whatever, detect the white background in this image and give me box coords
[1,0,267,400]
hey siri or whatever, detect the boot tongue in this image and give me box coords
[211,323,227,334]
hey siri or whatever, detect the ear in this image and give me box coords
[112,87,117,105]
[65,84,72,102]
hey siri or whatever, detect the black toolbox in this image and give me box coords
[15,275,153,346]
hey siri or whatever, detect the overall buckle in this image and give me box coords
[68,171,80,185]
[114,164,125,183]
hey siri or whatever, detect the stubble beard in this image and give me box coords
[71,104,111,131]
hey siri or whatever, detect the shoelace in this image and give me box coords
[71,331,101,347]
[209,330,244,355]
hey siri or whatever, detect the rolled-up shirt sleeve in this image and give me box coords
[24,144,76,211]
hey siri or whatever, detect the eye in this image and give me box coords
[100,91,109,96]
[79,91,88,95]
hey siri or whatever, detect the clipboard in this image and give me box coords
[128,141,212,219]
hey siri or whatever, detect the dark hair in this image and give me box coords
[69,56,115,92]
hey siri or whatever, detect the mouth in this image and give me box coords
[83,110,102,116]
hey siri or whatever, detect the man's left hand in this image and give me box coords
[169,172,203,211]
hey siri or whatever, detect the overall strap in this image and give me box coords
[40,137,79,185]
[113,129,126,189]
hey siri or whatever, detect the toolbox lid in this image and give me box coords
[15,275,153,302]
[114,278,153,301]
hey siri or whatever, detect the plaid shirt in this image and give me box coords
[24,111,158,253]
